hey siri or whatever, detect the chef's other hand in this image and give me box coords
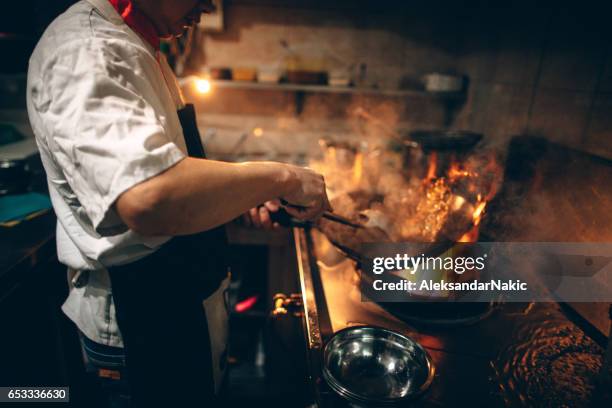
[242,200,281,230]
[282,165,331,221]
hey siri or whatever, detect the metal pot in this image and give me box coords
[407,130,482,151]
[322,326,435,405]
[422,73,465,93]
[401,130,483,179]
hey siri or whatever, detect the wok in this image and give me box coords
[311,191,493,326]
[406,130,483,151]
[351,108,482,152]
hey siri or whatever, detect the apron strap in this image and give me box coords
[178,104,206,158]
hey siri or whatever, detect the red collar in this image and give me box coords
[108,0,160,50]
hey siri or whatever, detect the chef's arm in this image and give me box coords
[115,157,330,236]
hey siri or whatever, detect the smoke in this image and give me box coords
[481,137,612,242]
[310,120,505,244]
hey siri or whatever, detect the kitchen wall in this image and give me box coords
[453,3,611,159]
[186,0,612,160]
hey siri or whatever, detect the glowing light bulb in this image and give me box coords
[253,127,263,137]
[195,78,211,94]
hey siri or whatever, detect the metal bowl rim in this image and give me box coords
[321,325,435,405]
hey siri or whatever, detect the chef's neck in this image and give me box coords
[132,0,203,40]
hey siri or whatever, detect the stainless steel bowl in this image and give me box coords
[322,326,435,405]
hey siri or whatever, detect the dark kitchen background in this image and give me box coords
[1,1,611,159]
[0,1,611,407]
[168,0,610,160]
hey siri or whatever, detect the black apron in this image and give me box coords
[108,104,229,407]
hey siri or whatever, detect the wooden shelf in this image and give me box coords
[212,79,466,99]
[180,77,464,99]
[179,76,466,116]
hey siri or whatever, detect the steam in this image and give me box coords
[482,139,612,242]
[310,110,505,243]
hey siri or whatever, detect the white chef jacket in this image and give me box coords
[26,0,190,347]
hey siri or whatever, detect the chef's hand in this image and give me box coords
[281,165,332,221]
[242,200,281,230]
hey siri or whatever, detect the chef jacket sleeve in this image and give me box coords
[32,40,186,234]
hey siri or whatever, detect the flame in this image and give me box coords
[425,152,438,182]
[448,160,470,181]
[458,196,487,242]
[328,147,337,165]
[310,137,503,245]
[472,196,486,225]
[458,226,479,242]
[353,152,363,185]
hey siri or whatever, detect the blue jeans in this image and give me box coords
[80,334,130,408]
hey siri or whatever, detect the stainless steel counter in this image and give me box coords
[294,227,610,407]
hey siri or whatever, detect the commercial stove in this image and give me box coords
[287,136,612,407]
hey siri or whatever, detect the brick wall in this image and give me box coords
[183,1,611,159]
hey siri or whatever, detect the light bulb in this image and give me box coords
[195,78,211,94]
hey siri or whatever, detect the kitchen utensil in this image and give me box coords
[321,211,364,229]
[209,67,232,80]
[352,108,482,152]
[328,77,351,87]
[257,67,282,84]
[286,70,327,85]
[328,69,351,87]
[322,326,434,405]
[279,198,364,228]
[407,130,482,151]
[282,43,328,85]
[272,205,364,229]
[422,73,465,93]
[232,67,257,82]
[401,130,483,179]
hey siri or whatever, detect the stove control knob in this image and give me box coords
[272,293,303,317]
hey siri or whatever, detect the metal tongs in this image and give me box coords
[276,199,364,229]
[320,211,364,229]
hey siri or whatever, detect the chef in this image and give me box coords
[26,0,330,406]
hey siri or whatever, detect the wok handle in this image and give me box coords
[269,207,311,228]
